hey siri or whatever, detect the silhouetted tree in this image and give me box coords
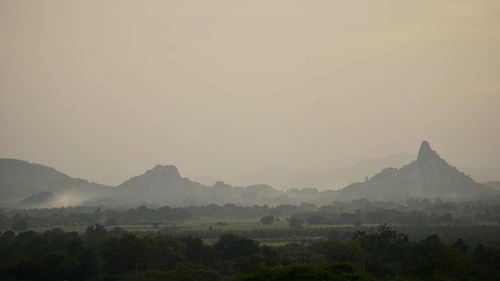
[260,216,275,225]
[289,217,305,228]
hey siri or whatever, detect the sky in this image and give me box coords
[1,0,500,187]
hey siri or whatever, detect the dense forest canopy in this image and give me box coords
[1,225,500,281]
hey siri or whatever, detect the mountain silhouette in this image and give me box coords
[118,165,184,192]
[1,141,499,208]
[0,158,109,207]
[337,141,496,201]
[16,192,56,208]
[113,165,286,206]
[484,181,500,191]
[226,153,415,190]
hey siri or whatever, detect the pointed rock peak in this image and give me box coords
[213,181,228,187]
[148,164,181,179]
[419,140,431,153]
[417,141,439,162]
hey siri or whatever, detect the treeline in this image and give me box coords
[292,210,459,226]
[1,199,500,230]
[0,204,310,229]
[1,225,500,281]
[158,224,500,247]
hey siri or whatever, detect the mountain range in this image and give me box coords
[0,141,497,208]
[215,153,415,190]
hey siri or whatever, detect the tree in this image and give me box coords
[260,216,275,225]
[234,263,374,281]
[452,238,468,255]
[289,217,304,228]
[11,220,28,231]
[85,224,107,240]
[214,234,260,260]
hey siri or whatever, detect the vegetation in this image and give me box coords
[1,225,500,280]
[2,200,500,280]
[2,199,500,231]
[260,216,275,225]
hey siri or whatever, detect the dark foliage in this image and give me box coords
[1,226,500,281]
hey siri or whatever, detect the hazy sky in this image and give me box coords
[1,0,499,186]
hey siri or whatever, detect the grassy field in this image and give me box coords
[25,218,374,247]
[28,218,375,234]
[28,218,286,232]
[27,219,500,247]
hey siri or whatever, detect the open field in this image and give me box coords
[23,218,500,247]
[27,217,368,233]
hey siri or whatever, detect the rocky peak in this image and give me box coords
[417,141,440,164]
[338,141,496,201]
[148,164,182,180]
[118,164,184,192]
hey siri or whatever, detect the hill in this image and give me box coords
[112,165,287,206]
[0,158,110,207]
[2,141,498,208]
[337,141,496,201]
[484,181,500,191]
[223,153,415,190]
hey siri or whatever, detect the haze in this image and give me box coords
[1,0,499,187]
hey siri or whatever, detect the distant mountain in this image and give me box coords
[113,165,287,206]
[225,153,415,190]
[484,181,500,191]
[0,158,110,207]
[112,165,205,205]
[2,141,498,208]
[455,165,500,183]
[337,141,497,201]
[119,165,185,192]
[0,159,304,208]
[16,192,56,208]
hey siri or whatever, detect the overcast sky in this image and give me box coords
[1,0,499,186]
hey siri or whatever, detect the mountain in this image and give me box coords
[484,181,500,191]
[222,153,415,190]
[16,192,56,208]
[0,159,298,208]
[0,158,110,207]
[459,167,500,183]
[112,164,205,205]
[337,141,497,201]
[2,141,498,208]
[119,165,185,192]
[113,165,287,206]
